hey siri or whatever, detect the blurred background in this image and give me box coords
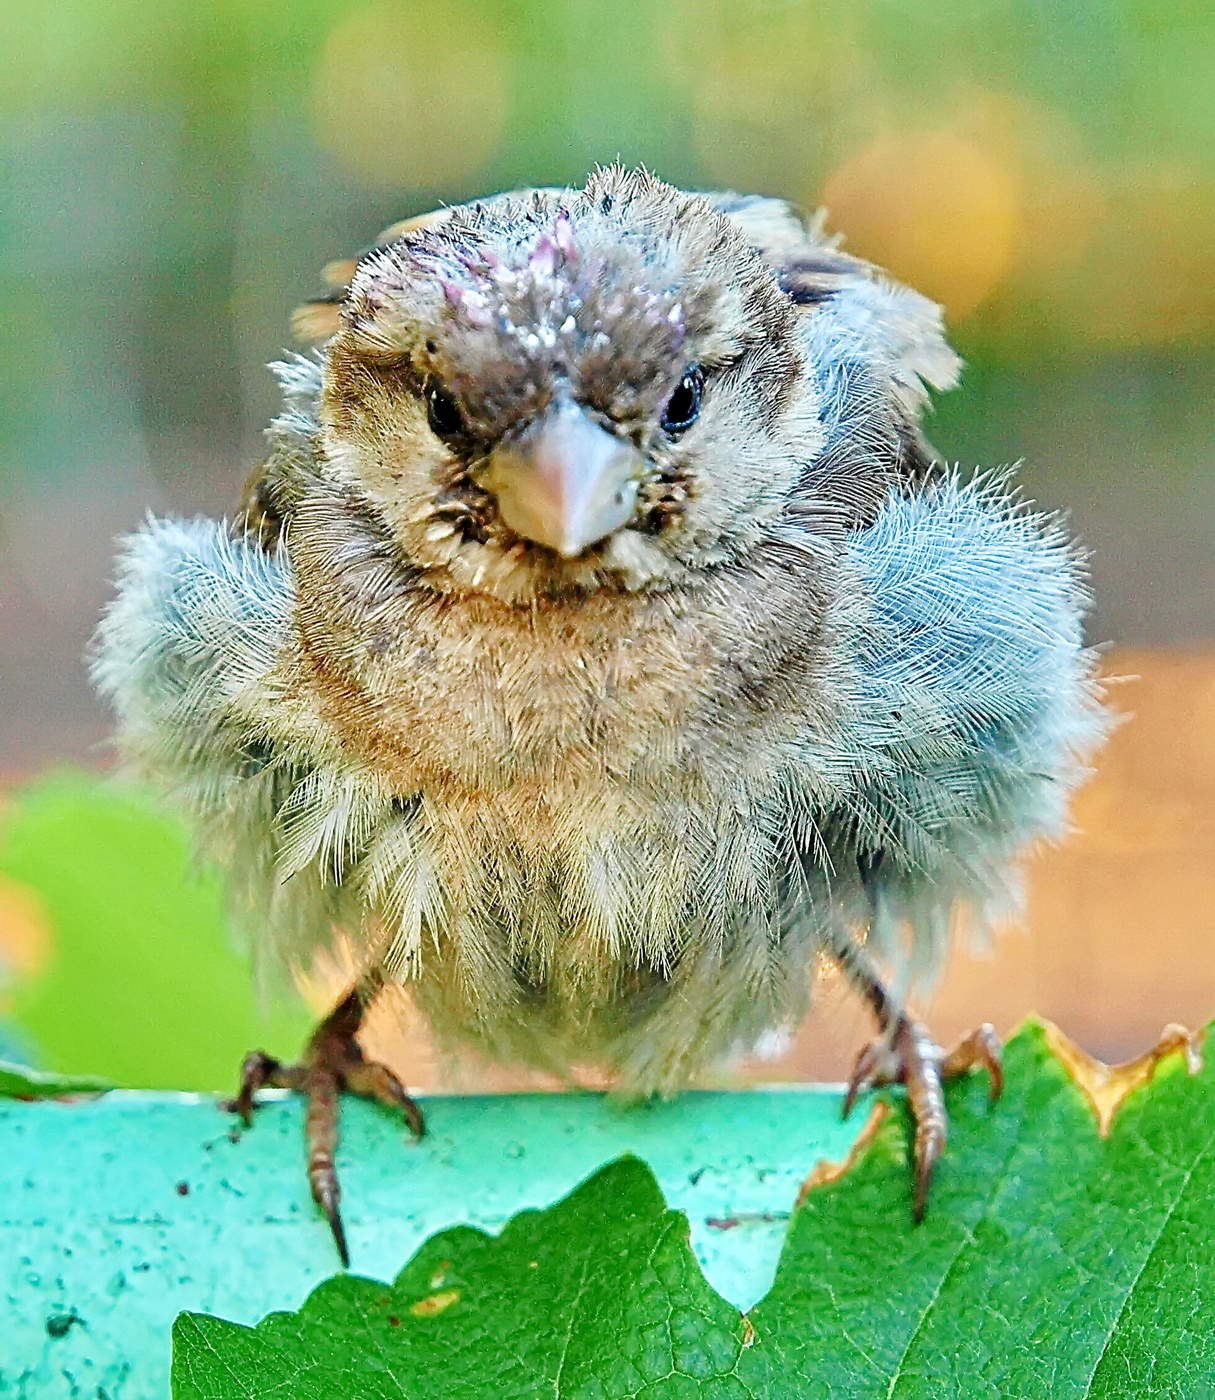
[0,0,1212,1089]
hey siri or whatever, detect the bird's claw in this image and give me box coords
[223,994,424,1267]
[222,1050,286,1127]
[843,1016,1002,1221]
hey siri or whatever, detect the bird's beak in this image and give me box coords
[479,401,645,558]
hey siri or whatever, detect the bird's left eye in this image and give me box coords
[660,365,703,436]
[425,377,466,443]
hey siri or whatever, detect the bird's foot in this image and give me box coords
[842,1016,1002,1220]
[223,989,424,1266]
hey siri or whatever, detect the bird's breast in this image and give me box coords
[277,564,846,1073]
[292,577,823,802]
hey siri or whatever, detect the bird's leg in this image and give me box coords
[224,982,424,1266]
[828,932,1002,1220]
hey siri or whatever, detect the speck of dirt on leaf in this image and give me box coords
[387,1315,401,1328]
[410,1288,460,1318]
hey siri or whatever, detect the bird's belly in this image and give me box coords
[281,580,837,1081]
[405,776,757,964]
[386,774,809,1088]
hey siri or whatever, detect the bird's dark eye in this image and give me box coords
[425,377,465,442]
[660,365,703,436]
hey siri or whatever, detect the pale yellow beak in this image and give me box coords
[479,401,645,558]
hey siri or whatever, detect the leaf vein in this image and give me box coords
[1080,1116,1215,1396]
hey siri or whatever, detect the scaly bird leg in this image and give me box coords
[828,931,1002,1220]
[224,984,424,1266]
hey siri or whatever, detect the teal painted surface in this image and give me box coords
[0,1085,858,1400]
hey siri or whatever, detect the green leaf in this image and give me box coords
[173,1155,750,1400]
[0,772,310,1090]
[743,1022,1215,1397]
[0,1058,111,1098]
[172,1020,1215,1399]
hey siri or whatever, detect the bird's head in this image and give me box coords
[317,168,826,602]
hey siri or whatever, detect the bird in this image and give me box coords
[93,165,1105,1264]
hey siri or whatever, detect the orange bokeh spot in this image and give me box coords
[0,873,52,982]
[823,129,1022,321]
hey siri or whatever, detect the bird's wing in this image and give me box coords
[704,190,960,495]
[791,470,1105,979]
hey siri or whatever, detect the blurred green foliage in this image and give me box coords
[0,774,308,1089]
[0,1059,111,1097]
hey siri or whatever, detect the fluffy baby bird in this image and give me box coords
[94,166,1103,1263]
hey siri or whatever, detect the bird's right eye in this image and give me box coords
[425,377,466,443]
[660,364,704,437]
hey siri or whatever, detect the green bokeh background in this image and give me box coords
[0,774,309,1086]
